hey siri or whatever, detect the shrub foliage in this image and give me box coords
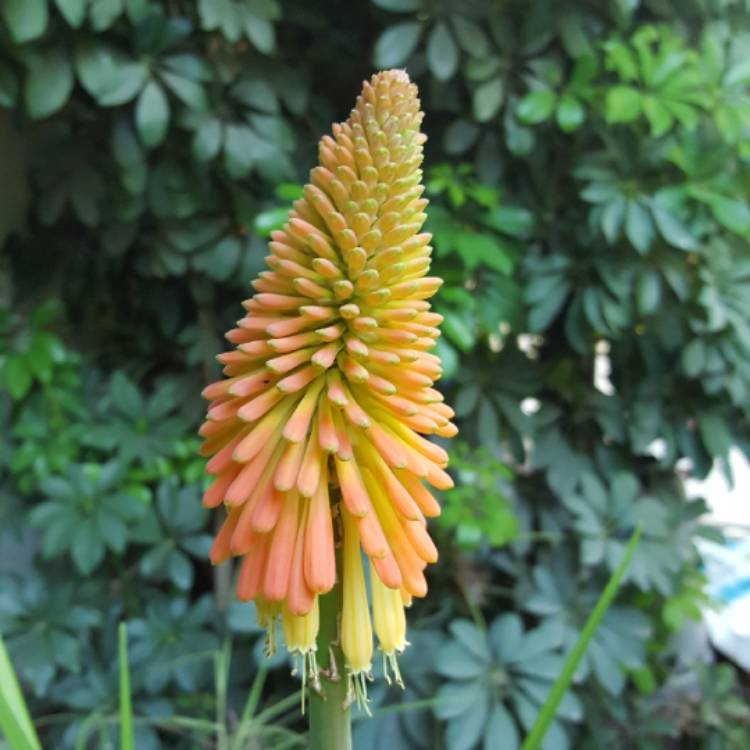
[1,0,749,748]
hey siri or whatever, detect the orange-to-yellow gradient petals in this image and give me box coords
[199,69,455,704]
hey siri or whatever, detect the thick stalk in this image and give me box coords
[308,514,351,750]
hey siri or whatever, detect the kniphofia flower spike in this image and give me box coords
[200,69,456,708]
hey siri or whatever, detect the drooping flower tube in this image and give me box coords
[199,69,456,706]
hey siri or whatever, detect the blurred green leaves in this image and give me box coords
[31,462,147,574]
[0,302,68,400]
[0,573,101,696]
[0,1,748,748]
[197,0,280,54]
[434,616,581,750]
[439,445,517,549]
[132,479,211,591]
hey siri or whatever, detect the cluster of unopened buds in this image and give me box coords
[199,69,455,710]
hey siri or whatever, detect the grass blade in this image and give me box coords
[0,633,40,750]
[118,622,134,750]
[520,525,641,750]
[214,640,230,750]
[230,662,269,750]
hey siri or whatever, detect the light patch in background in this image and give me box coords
[686,447,750,534]
[521,397,541,416]
[594,340,614,395]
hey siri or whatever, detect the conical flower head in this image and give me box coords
[200,69,456,699]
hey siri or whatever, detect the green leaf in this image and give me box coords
[110,372,142,414]
[455,232,513,274]
[4,356,32,400]
[442,309,474,352]
[372,0,419,8]
[528,280,570,332]
[611,472,639,504]
[725,58,750,87]
[55,0,85,26]
[454,383,479,416]
[697,412,732,460]
[373,23,422,68]
[192,117,222,161]
[76,43,148,106]
[24,49,74,119]
[473,77,504,123]
[224,124,258,177]
[241,10,275,54]
[197,0,239,41]
[636,271,661,316]
[436,681,485,721]
[72,526,104,574]
[625,200,654,254]
[0,62,18,107]
[117,623,134,750]
[708,195,750,235]
[435,642,486,678]
[194,236,241,281]
[427,22,458,81]
[555,95,585,132]
[253,206,288,236]
[168,551,193,590]
[601,197,625,244]
[90,0,124,30]
[450,619,492,661]
[232,78,278,112]
[478,396,499,449]
[446,694,490,750]
[434,336,458,379]
[650,203,696,251]
[160,70,208,111]
[0,634,41,750]
[516,88,556,125]
[485,703,519,750]
[443,119,479,155]
[605,85,641,123]
[504,108,534,155]
[451,16,489,58]
[642,95,672,137]
[2,0,48,43]
[136,81,170,147]
[681,339,705,377]
[482,206,533,238]
[605,39,638,80]
[520,527,641,750]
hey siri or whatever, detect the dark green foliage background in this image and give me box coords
[1,0,750,747]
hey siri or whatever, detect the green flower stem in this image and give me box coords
[308,541,351,750]
[520,525,642,750]
[118,623,134,750]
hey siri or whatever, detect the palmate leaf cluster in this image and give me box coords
[1,0,749,748]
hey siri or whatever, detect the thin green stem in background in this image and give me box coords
[118,622,134,750]
[0,633,41,750]
[230,660,269,750]
[308,578,351,750]
[520,525,642,750]
[214,638,231,750]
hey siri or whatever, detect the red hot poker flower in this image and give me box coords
[200,69,456,707]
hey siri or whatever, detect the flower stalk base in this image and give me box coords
[308,578,352,750]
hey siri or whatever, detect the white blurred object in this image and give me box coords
[685,447,750,531]
[695,537,750,669]
[687,448,750,668]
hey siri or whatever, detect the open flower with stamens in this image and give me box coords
[200,69,456,707]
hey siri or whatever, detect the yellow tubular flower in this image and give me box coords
[281,598,320,714]
[199,69,456,703]
[341,506,374,709]
[370,561,406,688]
